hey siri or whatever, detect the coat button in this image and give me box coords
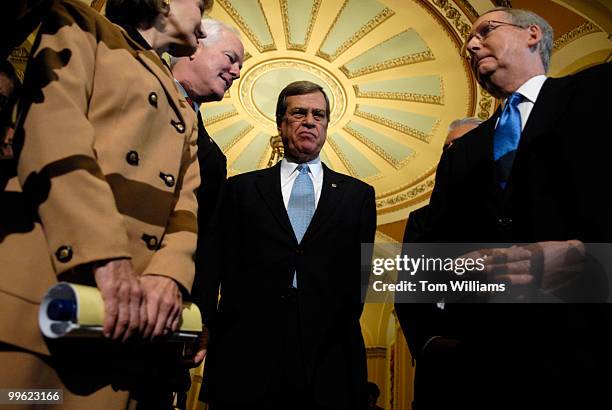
[126,151,139,166]
[142,234,159,250]
[171,120,185,133]
[148,92,158,107]
[159,172,175,187]
[55,245,73,263]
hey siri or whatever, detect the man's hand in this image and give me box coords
[140,275,183,340]
[93,259,143,341]
[460,240,586,298]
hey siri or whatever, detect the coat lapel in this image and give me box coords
[517,77,569,147]
[255,163,297,242]
[505,77,569,195]
[302,164,346,242]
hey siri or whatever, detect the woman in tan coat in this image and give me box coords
[0,0,211,407]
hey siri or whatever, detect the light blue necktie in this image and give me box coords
[493,92,523,189]
[287,164,315,287]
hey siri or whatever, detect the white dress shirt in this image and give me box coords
[496,74,547,131]
[280,156,324,210]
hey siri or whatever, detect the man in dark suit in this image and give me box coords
[170,19,243,325]
[397,7,611,410]
[201,80,377,410]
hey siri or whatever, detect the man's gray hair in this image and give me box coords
[486,7,554,72]
[448,117,483,132]
[169,19,240,67]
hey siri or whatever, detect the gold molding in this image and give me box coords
[553,21,601,51]
[431,0,471,41]
[280,0,321,52]
[354,107,432,143]
[222,124,255,153]
[343,125,415,170]
[412,0,478,118]
[455,0,479,21]
[477,87,494,120]
[202,109,239,126]
[340,46,435,78]
[354,86,443,105]
[316,3,395,62]
[217,0,276,53]
[239,59,347,128]
[376,177,435,213]
[326,136,357,177]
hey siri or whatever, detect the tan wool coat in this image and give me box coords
[0,0,200,357]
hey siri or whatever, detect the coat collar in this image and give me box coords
[117,28,193,138]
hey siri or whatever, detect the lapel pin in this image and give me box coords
[331,183,337,188]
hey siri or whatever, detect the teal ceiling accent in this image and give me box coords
[340,29,434,78]
[320,148,333,169]
[344,121,414,169]
[231,132,270,173]
[200,104,238,126]
[217,0,275,52]
[251,66,336,122]
[281,0,320,50]
[317,0,394,61]
[327,132,380,179]
[354,104,438,142]
[213,119,254,152]
[354,75,443,104]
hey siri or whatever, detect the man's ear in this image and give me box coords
[526,24,542,48]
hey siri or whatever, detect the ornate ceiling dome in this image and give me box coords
[206,0,493,224]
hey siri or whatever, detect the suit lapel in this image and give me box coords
[302,164,346,242]
[255,163,297,242]
[517,77,568,147]
[505,77,569,195]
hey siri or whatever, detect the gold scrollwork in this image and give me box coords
[354,86,443,105]
[340,49,435,78]
[223,124,254,153]
[553,22,600,51]
[202,109,238,126]
[477,88,494,120]
[432,0,471,40]
[376,178,435,212]
[317,2,395,62]
[325,136,357,177]
[343,125,414,169]
[216,0,276,52]
[280,0,321,52]
[354,108,431,143]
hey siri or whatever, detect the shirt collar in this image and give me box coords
[514,74,547,104]
[174,80,200,112]
[281,156,323,179]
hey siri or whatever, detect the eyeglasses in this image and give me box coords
[461,20,525,60]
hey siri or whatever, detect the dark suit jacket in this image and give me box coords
[191,112,226,308]
[201,162,376,409]
[398,64,612,409]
